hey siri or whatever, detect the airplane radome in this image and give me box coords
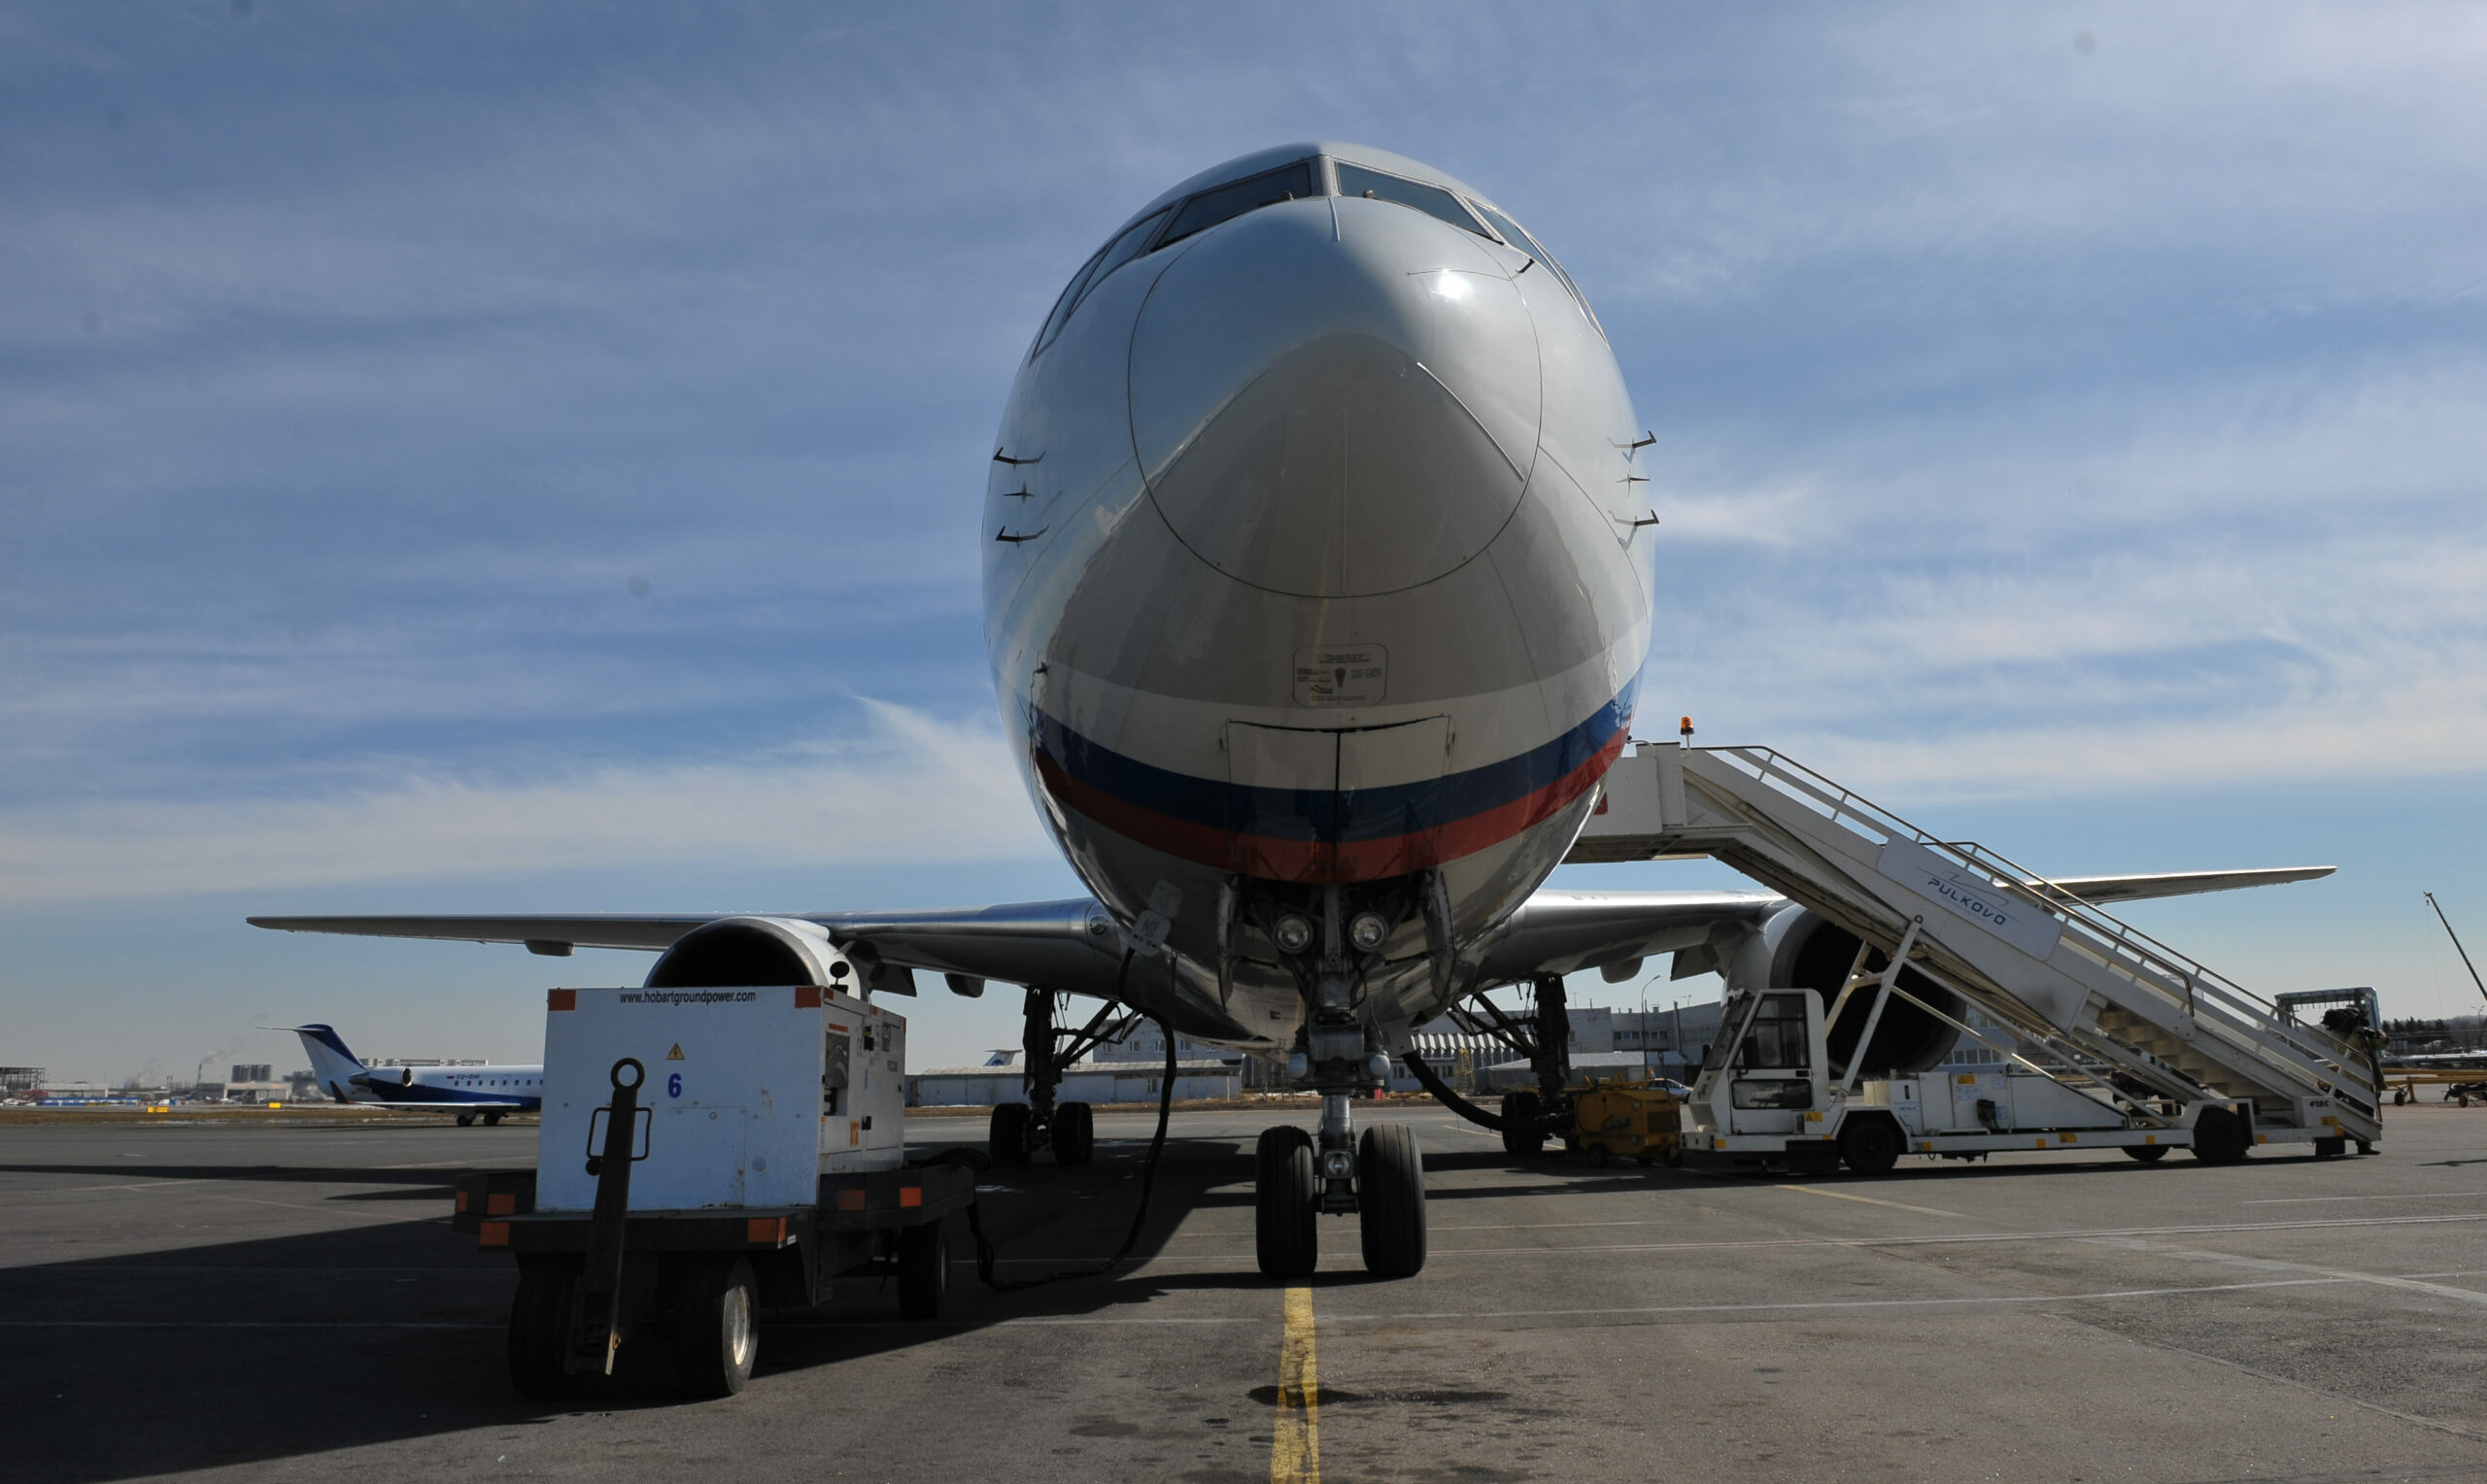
[986,143,1653,1056]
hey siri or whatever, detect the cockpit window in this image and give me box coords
[1334,161,1489,239]
[1470,200,1605,338]
[1160,159,1318,248]
[1033,206,1171,357]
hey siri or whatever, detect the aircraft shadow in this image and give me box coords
[11,1118,2331,1477]
[7,1132,1253,1482]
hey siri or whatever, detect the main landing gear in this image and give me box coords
[988,987,1132,1166]
[1249,887,1429,1282]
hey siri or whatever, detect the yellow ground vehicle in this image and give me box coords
[1572,1078,1684,1167]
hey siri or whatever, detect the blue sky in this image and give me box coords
[5,3,2484,1083]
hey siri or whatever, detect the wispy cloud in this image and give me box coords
[0,702,1050,904]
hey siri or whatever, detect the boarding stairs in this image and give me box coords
[1573,744,2383,1150]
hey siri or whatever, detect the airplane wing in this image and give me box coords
[1456,866,2336,989]
[249,898,1129,999]
[2026,866,2334,903]
[252,867,2329,1001]
[1473,890,1784,984]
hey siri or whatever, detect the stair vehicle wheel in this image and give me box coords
[898,1220,950,1319]
[457,1113,475,1128]
[1254,1126,1318,1280]
[2123,1142,2170,1163]
[989,1101,1032,1166]
[1500,1090,1546,1158]
[1050,1101,1094,1164]
[2394,1088,2409,1106]
[2189,1105,2250,1165]
[674,1255,760,1399]
[1356,1124,1427,1279]
[506,1256,580,1401]
[2313,1136,2346,1161]
[1838,1116,1902,1177]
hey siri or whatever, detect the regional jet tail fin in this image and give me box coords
[2026,865,2334,905]
[283,1024,368,1104]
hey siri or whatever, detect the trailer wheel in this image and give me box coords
[1500,1090,1546,1158]
[989,1101,1032,1166]
[484,1111,504,1128]
[1050,1101,1094,1165]
[1838,1117,1902,1177]
[2123,1143,2170,1163]
[2190,1106,2250,1164]
[1254,1126,1318,1280]
[2394,1088,2409,1106]
[674,1255,758,1399]
[1356,1124,1426,1279]
[507,1256,580,1401]
[898,1220,949,1319]
[457,1113,475,1128]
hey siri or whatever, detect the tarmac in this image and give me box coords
[11,1101,2487,1483]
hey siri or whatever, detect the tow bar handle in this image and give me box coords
[568,1057,644,1376]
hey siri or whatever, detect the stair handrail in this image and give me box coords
[1705,746,2366,1085]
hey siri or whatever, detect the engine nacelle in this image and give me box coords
[1723,906,1962,1076]
[646,916,912,996]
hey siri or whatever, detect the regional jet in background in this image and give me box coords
[286,1024,541,1126]
[253,144,2331,1275]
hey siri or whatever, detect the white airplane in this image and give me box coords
[286,1023,542,1126]
[252,144,2330,1277]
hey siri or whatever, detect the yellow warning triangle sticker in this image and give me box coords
[665,1044,685,1061]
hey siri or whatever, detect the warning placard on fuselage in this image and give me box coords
[1294,644,1386,707]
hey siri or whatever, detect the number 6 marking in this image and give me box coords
[667,1072,683,1098]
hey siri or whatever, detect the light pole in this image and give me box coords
[1638,981,1652,1079]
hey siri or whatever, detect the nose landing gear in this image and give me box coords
[1249,889,1429,1281]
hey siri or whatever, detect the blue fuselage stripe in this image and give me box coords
[1033,676,1636,845]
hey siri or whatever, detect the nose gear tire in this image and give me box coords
[1254,1125,1318,1280]
[1356,1124,1427,1278]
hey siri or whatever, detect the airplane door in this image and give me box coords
[1337,716,1450,880]
[1225,723,1338,883]
[1225,716,1449,884]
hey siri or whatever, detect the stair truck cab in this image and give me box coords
[1684,984,2351,1174]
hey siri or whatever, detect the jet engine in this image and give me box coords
[1723,906,1964,1075]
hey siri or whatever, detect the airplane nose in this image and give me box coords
[1128,197,1541,597]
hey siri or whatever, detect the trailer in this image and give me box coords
[1681,983,2354,1173]
[465,983,970,1399]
